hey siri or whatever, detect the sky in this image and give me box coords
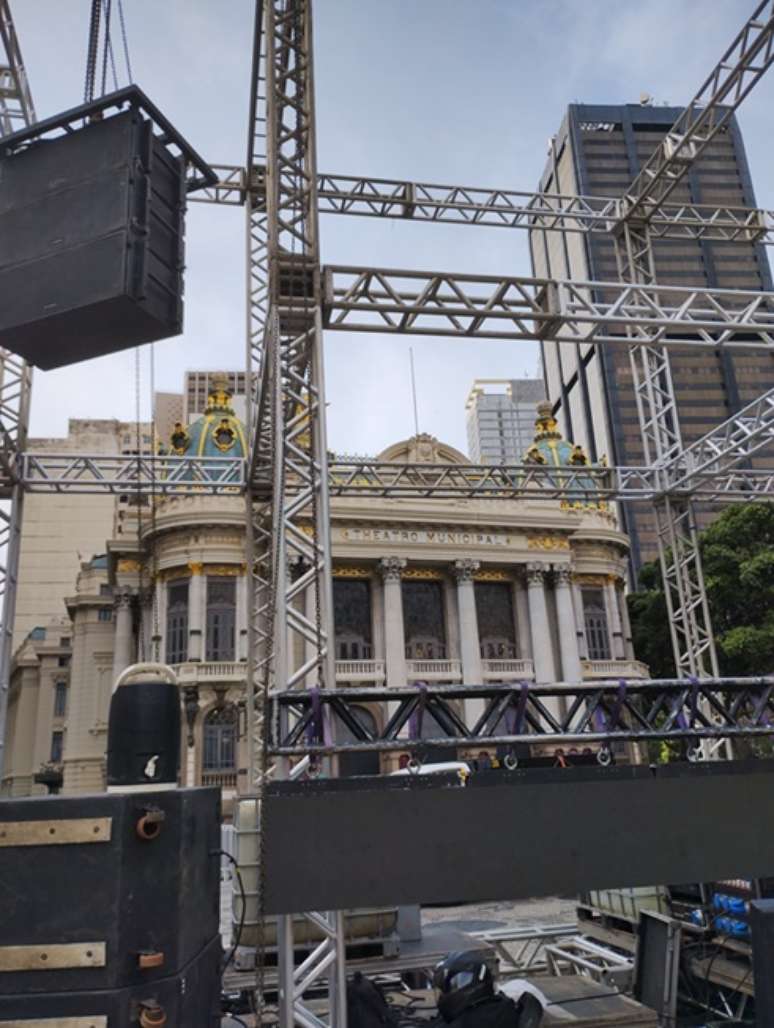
[12,0,774,456]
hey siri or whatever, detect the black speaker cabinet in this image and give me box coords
[0,934,222,1026]
[0,787,221,995]
[0,87,215,370]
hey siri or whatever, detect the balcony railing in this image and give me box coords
[172,661,247,683]
[335,660,386,683]
[482,658,535,680]
[582,659,650,679]
[407,659,462,681]
[202,769,238,789]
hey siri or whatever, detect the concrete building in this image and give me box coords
[14,419,152,648]
[531,102,774,571]
[466,379,546,463]
[2,381,647,800]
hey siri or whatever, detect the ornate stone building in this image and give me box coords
[2,384,647,800]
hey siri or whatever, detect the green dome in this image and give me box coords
[165,375,247,462]
[521,402,606,510]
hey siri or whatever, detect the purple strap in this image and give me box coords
[408,681,428,740]
[305,685,323,745]
[606,680,627,731]
[507,681,530,735]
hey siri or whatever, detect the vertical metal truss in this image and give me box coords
[0,1,33,779]
[609,2,774,688]
[246,1,343,1024]
[613,224,718,682]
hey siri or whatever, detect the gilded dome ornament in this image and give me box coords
[213,418,237,452]
[516,403,607,511]
[170,422,190,455]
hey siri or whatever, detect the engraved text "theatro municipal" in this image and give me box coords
[341,527,513,546]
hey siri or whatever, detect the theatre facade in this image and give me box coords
[1,387,647,801]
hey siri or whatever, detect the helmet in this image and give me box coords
[432,950,494,1022]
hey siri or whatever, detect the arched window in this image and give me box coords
[206,577,236,661]
[203,705,237,772]
[166,580,189,664]
[582,588,611,661]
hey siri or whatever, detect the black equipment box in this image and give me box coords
[0,786,221,995]
[0,934,222,1026]
[0,87,215,370]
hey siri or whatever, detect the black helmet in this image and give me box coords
[432,950,494,1022]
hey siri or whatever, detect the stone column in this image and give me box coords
[553,566,583,684]
[572,580,589,661]
[112,589,134,683]
[525,563,555,683]
[453,560,482,684]
[188,562,205,662]
[236,574,248,662]
[526,563,561,727]
[513,576,531,662]
[379,557,407,689]
[454,559,484,725]
[619,580,636,660]
[605,576,625,660]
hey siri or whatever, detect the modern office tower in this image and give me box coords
[466,379,546,463]
[531,102,774,571]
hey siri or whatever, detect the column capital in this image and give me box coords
[379,556,406,582]
[525,562,549,585]
[552,564,574,586]
[452,559,480,583]
[113,588,133,610]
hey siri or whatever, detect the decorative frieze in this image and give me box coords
[332,566,372,579]
[402,567,444,580]
[526,534,570,551]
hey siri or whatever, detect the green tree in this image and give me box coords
[628,503,774,677]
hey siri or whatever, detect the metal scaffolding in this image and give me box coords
[2,0,774,1024]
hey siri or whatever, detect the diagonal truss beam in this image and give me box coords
[0,0,34,134]
[615,0,774,230]
[661,385,774,491]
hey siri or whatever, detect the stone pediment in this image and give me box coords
[377,433,469,466]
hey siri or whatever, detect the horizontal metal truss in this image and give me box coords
[326,459,774,502]
[616,0,774,228]
[17,453,245,494]
[194,165,774,245]
[268,677,774,757]
[0,0,35,134]
[14,452,774,501]
[323,266,774,346]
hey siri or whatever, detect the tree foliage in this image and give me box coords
[627,503,774,677]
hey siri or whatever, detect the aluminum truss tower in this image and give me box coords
[244,1,774,1021]
[3,0,774,1024]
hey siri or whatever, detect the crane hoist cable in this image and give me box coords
[84,0,132,103]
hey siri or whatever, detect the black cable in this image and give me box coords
[216,849,246,974]
[84,0,102,103]
[99,0,112,96]
[117,0,133,83]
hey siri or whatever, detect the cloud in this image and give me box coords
[12,0,773,455]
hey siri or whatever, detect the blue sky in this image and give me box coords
[14,1,773,455]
